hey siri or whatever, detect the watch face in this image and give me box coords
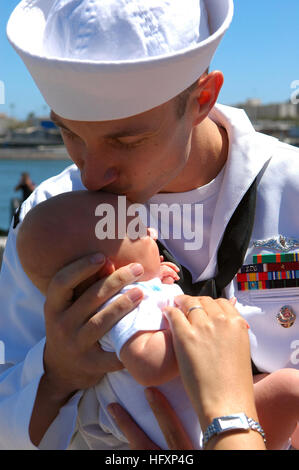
[218,414,249,432]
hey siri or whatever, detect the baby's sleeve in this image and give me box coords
[99,283,171,358]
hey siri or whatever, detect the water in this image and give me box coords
[0,159,72,231]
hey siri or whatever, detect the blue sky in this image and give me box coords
[0,0,298,119]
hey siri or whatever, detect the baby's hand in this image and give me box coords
[159,257,180,284]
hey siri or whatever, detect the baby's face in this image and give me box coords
[110,226,161,280]
[81,193,162,280]
[72,225,161,300]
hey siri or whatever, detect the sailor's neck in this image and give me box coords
[162,117,228,193]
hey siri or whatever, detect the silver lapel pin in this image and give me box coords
[253,235,299,252]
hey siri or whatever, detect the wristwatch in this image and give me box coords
[202,413,266,448]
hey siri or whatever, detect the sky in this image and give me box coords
[0,0,298,120]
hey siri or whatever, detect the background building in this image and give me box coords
[234,99,299,147]
[236,99,299,121]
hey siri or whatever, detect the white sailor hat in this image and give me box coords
[7,0,233,121]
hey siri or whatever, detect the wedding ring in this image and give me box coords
[187,305,204,317]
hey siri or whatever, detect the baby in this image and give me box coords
[17,190,202,449]
[17,190,299,450]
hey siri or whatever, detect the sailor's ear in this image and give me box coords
[191,71,224,127]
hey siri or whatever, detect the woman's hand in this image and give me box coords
[108,295,265,450]
[164,295,255,431]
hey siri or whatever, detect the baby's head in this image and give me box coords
[17,191,161,295]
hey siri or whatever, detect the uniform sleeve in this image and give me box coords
[0,178,83,449]
[0,339,45,449]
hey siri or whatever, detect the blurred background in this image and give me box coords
[0,0,298,260]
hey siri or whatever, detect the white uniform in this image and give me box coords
[0,104,299,449]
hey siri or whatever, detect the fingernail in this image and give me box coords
[90,253,105,264]
[127,288,143,302]
[129,263,144,277]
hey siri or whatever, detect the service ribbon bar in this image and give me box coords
[239,261,299,274]
[253,253,299,264]
[238,278,299,291]
[237,270,299,283]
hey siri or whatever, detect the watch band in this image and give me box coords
[202,413,266,448]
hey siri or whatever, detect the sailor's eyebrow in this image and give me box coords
[104,128,154,139]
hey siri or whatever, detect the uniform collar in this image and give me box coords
[196,103,278,282]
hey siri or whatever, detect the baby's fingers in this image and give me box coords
[160,265,180,280]
[161,261,180,273]
[162,276,176,284]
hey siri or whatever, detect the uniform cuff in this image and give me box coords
[39,390,83,450]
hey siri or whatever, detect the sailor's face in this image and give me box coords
[51,99,193,202]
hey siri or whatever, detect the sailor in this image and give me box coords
[1,0,299,449]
